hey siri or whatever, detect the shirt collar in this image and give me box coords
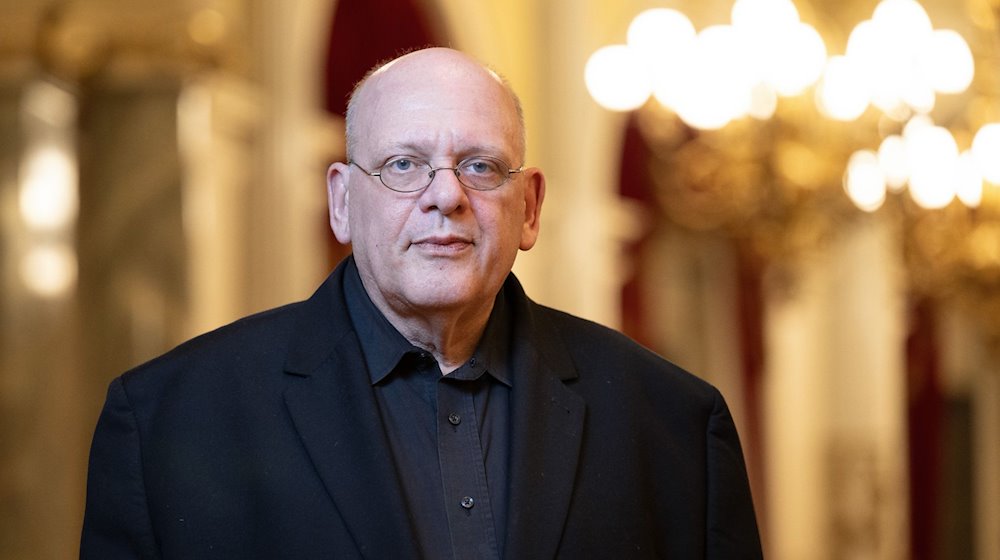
[342,257,512,387]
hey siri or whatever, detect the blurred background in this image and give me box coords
[0,0,998,558]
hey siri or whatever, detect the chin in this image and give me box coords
[404,276,494,310]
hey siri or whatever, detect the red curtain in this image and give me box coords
[323,0,446,117]
[906,297,943,560]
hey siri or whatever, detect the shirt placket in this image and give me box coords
[437,377,501,560]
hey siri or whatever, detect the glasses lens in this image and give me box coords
[379,157,431,192]
[457,156,509,191]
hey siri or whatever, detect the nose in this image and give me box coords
[418,166,468,215]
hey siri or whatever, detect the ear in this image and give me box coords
[327,162,352,244]
[518,167,545,251]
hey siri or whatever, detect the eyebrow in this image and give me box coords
[376,142,513,162]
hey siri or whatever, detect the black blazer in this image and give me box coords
[82,259,762,559]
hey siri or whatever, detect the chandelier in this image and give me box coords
[584,0,1000,214]
[586,0,1000,338]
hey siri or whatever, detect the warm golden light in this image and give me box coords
[921,29,975,94]
[905,123,959,209]
[730,0,826,97]
[627,8,696,67]
[877,134,909,191]
[629,8,697,113]
[845,150,887,212]
[671,25,753,130]
[19,145,78,232]
[20,243,78,299]
[971,123,1000,184]
[587,0,987,213]
[769,23,828,96]
[872,0,932,44]
[748,83,778,120]
[955,151,984,207]
[584,45,651,112]
[842,0,973,119]
[188,8,227,46]
[816,56,869,121]
[731,0,800,34]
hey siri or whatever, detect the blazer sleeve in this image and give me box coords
[705,389,763,559]
[80,378,161,560]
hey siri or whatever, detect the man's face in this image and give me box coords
[328,51,544,318]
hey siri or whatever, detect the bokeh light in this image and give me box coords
[671,25,754,130]
[920,29,975,94]
[627,8,696,67]
[731,0,800,35]
[19,145,78,232]
[586,0,984,211]
[905,123,959,209]
[768,23,828,96]
[877,134,909,191]
[971,123,1000,183]
[845,150,887,212]
[816,56,869,121]
[584,45,651,111]
[955,151,984,207]
[20,243,78,299]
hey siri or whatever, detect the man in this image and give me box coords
[82,47,762,559]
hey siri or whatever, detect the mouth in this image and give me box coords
[410,235,474,255]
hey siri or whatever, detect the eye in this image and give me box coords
[383,157,424,174]
[462,157,503,176]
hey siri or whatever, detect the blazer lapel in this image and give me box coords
[503,280,587,559]
[281,263,419,560]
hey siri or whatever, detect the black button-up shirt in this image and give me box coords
[344,262,511,560]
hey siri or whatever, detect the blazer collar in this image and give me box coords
[282,259,420,560]
[501,276,586,559]
[282,259,585,559]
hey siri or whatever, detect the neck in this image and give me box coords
[370,291,495,375]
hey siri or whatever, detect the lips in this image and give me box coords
[410,235,474,254]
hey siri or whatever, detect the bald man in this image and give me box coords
[82,48,762,559]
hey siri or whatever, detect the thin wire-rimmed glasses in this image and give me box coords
[349,155,523,193]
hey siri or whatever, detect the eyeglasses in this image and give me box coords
[349,155,523,193]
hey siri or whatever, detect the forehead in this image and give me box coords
[354,59,520,158]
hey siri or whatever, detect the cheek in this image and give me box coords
[351,193,413,246]
[478,198,526,250]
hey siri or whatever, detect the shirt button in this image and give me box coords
[460,496,475,509]
[469,357,478,367]
[448,413,461,425]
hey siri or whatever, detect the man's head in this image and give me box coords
[327,48,545,321]
[344,52,528,165]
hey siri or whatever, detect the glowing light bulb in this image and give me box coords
[877,134,909,191]
[629,9,698,112]
[845,150,887,212]
[19,145,78,231]
[731,0,800,35]
[955,151,983,207]
[919,29,974,94]
[768,23,828,96]
[872,0,933,48]
[627,8,696,65]
[905,123,959,209]
[971,123,1000,184]
[672,25,754,130]
[585,45,651,111]
[816,56,869,121]
[20,243,77,299]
